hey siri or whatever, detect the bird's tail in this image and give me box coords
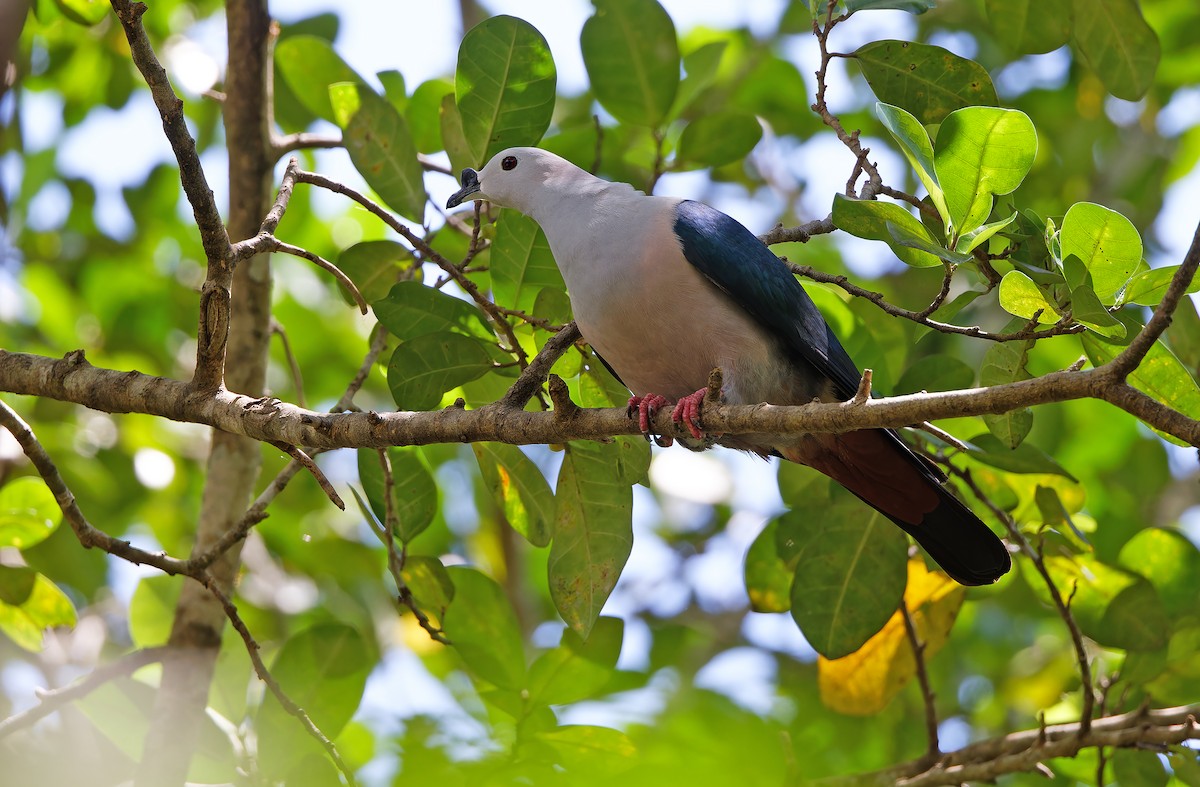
[779,429,1011,586]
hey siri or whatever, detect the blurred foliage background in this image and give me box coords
[2,0,1200,784]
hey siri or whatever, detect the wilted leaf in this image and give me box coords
[819,559,965,714]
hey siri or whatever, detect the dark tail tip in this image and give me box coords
[903,485,1011,586]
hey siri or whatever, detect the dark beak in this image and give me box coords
[446,168,481,208]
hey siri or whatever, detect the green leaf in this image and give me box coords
[998,270,1061,323]
[745,514,799,613]
[1060,202,1143,302]
[0,573,77,652]
[831,194,942,267]
[336,241,408,305]
[894,354,974,395]
[357,447,438,542]
[0,566,36,606]
[1034,556,1169,651]
[1069,0,1160,100]
[1070,283,1126,339]
[330,83,426,223]
[1118,528,1200,619]
[1081,331,1200,446]
[1170,748,1200,787]
[257,623,372,779]
[935,107,1037,237]
[386,332,495,410]
[536,725,637,774]
[473,442,555,547]
[875,102,947,225]
[677,111,763,167]
[550,442,634,639]
[53,0,108,25]
[846,0,934,11]
[670,41,727,119]
[1124,265,1200,306]
[456,15,557,164]
[377,69,407,112]
[374,280,492,342]
[491,210,566,315]
[525,616,623,706]
[0,477,60,550]
[854,40,997,125]
[129,575,183,648]
[440,93,475,175]
[1112,749,1169,787]
[985,0,1071,54]
[965,434,1078,479]
[400,555,455,618]
[442,566,525,688]
[406,78,455,154]
[275,35,369,123]
[581,0,680,127]
[886,220,973,265]
[789,498,909,659]
[980,342,1034,448]
[955,212,1016,255]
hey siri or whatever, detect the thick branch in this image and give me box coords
[4,348,1198,448]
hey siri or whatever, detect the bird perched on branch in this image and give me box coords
[447,147,1011,586]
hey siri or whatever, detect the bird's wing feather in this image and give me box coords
[671,200,863,399]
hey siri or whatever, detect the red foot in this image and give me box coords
[627,394,673,446]
[671,388,708,440]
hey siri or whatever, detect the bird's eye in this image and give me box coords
[501,156,518,171]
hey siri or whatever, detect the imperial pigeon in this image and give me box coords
[447,147,1011,586]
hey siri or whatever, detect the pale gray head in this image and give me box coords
[445,147,585,214]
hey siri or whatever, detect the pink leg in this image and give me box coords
[671,388,708,440]
[627,393,673,446]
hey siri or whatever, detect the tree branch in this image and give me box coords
[4,348,1199,448]
[0,647,167,740]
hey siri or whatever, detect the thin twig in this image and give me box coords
[900,599,940,763]
[205,581,357,785]
[788,262,1087,342]
[0,398,194,576]
[292,168,528,369]
[271,320,306,409]
[0,648,167,740]
[952,466,1095,732]
[1106,218,1200,380]
[270,441,344,510]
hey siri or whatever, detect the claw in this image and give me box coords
[627,394,673,446]
[671,388,708,440]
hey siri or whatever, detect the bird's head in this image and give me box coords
[445,147,573,214]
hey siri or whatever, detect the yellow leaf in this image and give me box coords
[818,560,965,715]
